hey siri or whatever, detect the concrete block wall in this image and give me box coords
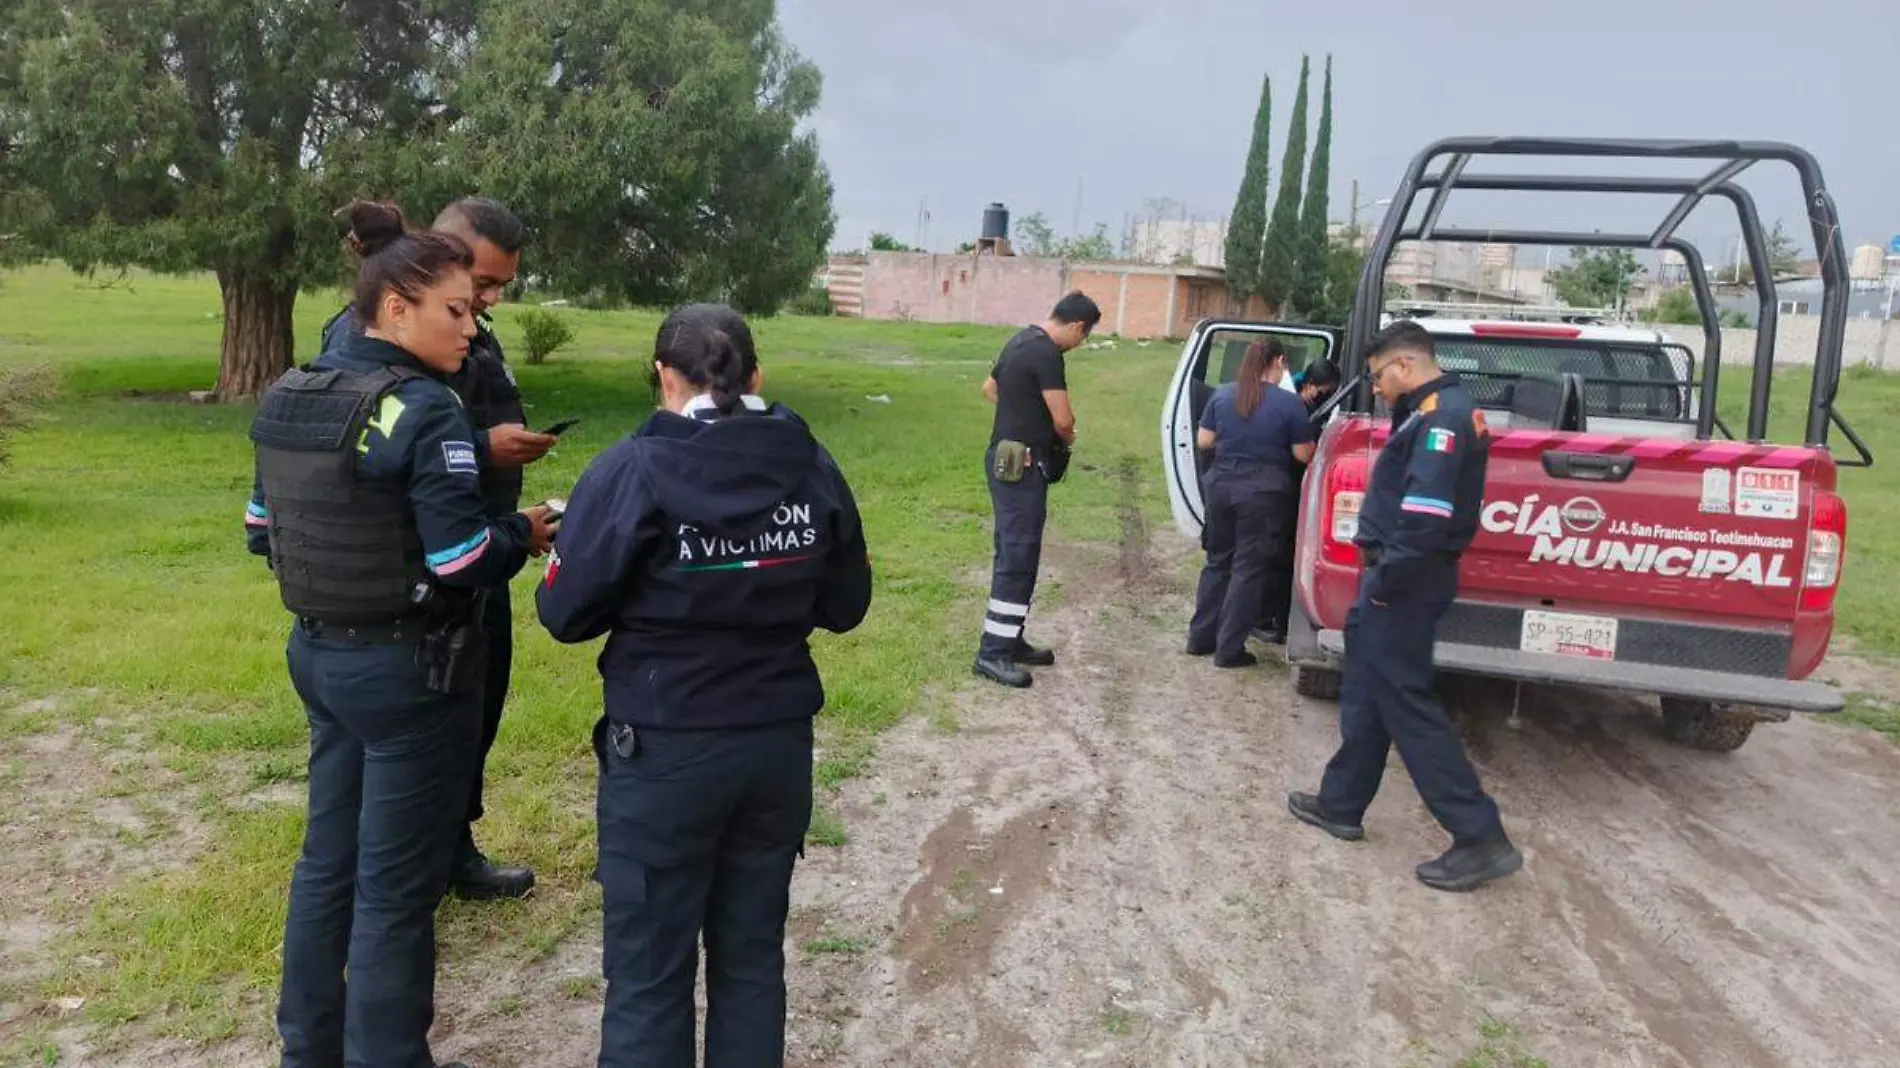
[1656,317,1896,369]
[858,251,1247,340]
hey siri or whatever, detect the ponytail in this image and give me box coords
[1233,339,1287,419]
[650,303,760,415]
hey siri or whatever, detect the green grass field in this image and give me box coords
[3,261,1900,1048]
[0,264,1183,1046]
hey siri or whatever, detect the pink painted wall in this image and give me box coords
[858,251,1237,339]
[860,251,1069,327]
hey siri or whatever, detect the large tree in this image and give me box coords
[0,0,478,399]
[449,0,833,316]
[1223,74,1271,303]
[1257,56,1310,315]
[1290,55,1333,319]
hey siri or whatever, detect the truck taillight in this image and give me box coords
[1321,458,1368,566]
[1800,490,1847,613]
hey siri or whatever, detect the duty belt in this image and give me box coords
[296,616,421,645]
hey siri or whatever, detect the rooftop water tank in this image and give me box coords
[981,203,1010,242]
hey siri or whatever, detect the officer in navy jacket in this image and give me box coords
[317,197,555,902]
[246,201,554,1068]
[1287,321,1522,894]
[536,303,872,1068]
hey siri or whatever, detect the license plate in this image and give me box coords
[1520,610,1618,661]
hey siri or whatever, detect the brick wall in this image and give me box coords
[858,251,1245,340]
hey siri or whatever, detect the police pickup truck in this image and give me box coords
[1162,137,1872,752]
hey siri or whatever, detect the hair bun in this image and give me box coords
[343,200,408,258]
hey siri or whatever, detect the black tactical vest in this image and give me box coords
[318,310,526,516]
[250,365,430,623]
[450,322,527,516]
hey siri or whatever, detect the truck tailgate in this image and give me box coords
[1461,430,1824,626]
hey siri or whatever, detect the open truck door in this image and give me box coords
[1161,320,1339,539]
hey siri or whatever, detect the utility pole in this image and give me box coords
[1350,178,1360,228]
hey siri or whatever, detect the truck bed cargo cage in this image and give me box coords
[1344,137,1871,467]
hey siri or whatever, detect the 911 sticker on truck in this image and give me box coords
[1735,467,1799,520]
[1482,495,1799,588]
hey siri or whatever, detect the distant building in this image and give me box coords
[1131,217,1229,268]
[1716,277,1896,323]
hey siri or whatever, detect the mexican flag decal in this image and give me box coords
[1425,427,1457,454]
[679,554,812,573]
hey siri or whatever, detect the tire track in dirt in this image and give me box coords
[783,477,1900,1066]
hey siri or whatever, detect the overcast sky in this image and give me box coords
[777,0,1900,267]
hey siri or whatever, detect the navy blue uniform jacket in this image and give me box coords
[1354,374,1489,603]
[322,307,525,508]
[244,335,533,590]
[536,402,873,730]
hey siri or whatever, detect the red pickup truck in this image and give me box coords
[1162,137,1871,752]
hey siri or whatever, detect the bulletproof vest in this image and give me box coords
[450,323,526,515]
[249,365,430,623]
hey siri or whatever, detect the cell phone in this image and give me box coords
[542,497,568,521]
[542,417,581,436]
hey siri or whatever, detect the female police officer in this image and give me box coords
[1257,356,1343,642]
[537,303,873,1068]
[1186,338,1317,668]
[245,201,554,1068]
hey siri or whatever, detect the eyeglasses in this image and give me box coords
[1368,356,1406,384]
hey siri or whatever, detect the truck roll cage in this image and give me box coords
[1343,137,1871,466]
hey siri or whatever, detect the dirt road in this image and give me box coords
[770,526,1900,1068]
[12,523,1900,1067]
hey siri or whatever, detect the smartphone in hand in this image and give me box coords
[542,417,581,437]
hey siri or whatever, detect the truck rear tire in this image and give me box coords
[1295,666,1341,700]
[1659,698,1757,753]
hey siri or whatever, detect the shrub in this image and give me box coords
[787,284,834,317]
[517,308,576,365]
[0,364,56,471]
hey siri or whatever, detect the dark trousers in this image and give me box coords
[276,627,480,1068]
[978,444,1050,658]
[1188,470,1289,661]
[596,719,814,1068]
[1317,561,1504,847]
[1259,492,1301,630]
[465,584,513,833]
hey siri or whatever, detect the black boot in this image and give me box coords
[1416,835,1524,892]
[1252,618,1288,645]
[1011,639,1056,667]
[974,655,1032,688]
[449,830,536,902]
[1285,791,1365,841]
[1214,650,1259,669]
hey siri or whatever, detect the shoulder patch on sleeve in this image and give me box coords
[442,440,480,474]
[1424,427,1458,454]
[1419,394,1440,414]
[1471,409,1489,437]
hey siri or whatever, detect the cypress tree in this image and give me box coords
[1292,55,1334,319]
[1258,55,1310,315]
[1223,73,1272,302]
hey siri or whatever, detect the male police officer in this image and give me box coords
[320,197,554,900]
[1286,322,1523,892]
[973,291,1101,689]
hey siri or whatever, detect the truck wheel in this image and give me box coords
[1295,666,1341,700]
[1658,698,1757,753]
